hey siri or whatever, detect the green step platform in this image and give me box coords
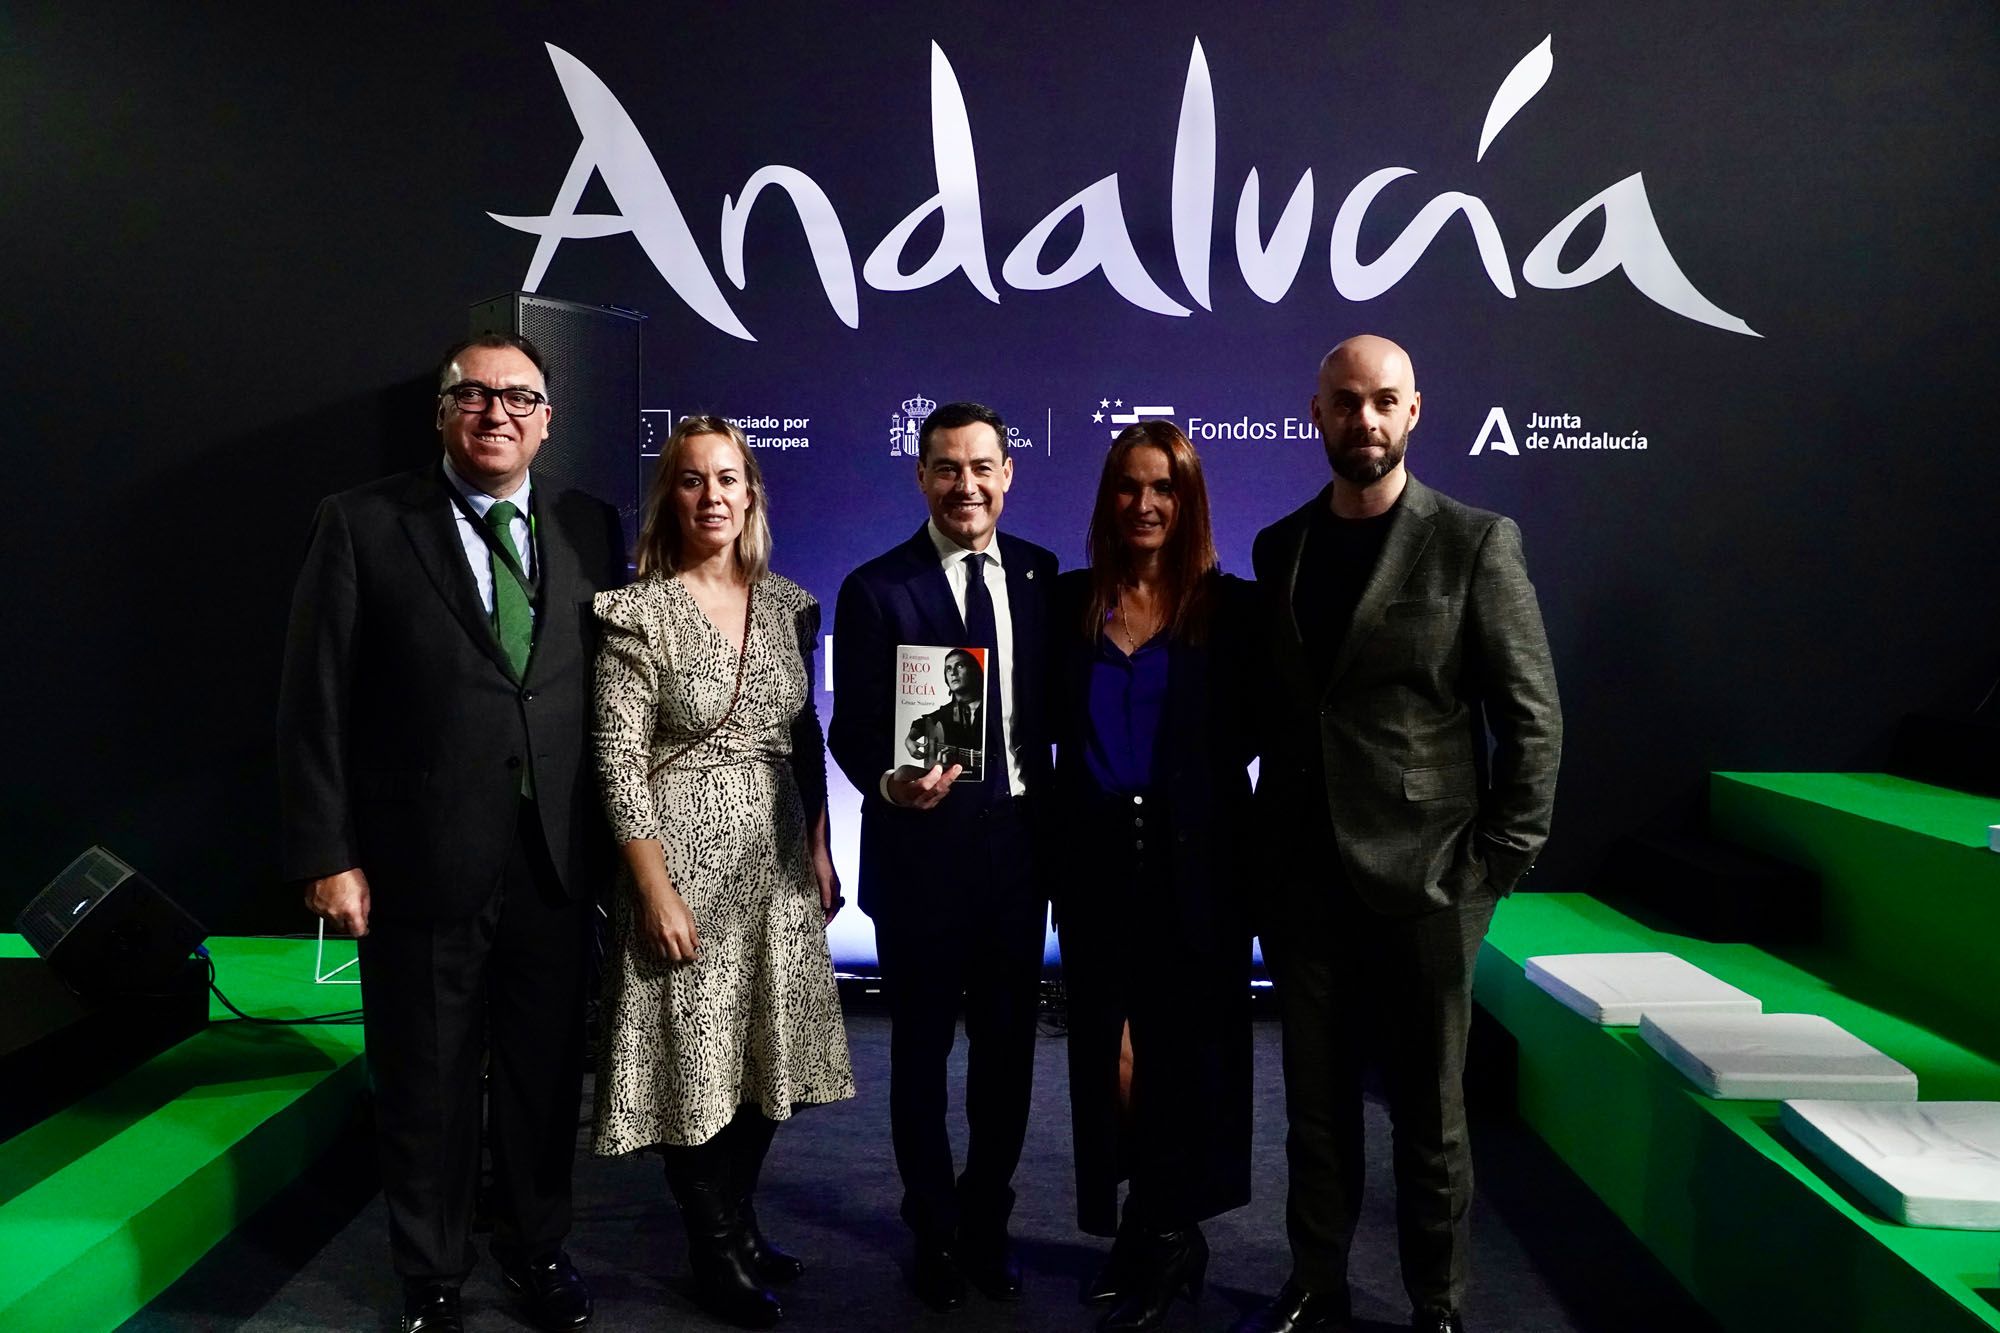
[1477,892,2000,1333]
[0,935,368,1333]
[1710,772,2000,1057]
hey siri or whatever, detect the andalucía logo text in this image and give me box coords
[1471,409,1648,455]
[495,35,1756,343]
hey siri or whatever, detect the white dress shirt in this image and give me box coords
[441,456,536,620]
[925,521,1026,796]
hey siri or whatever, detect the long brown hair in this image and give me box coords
[633,415,773,581]
[1082,421,1218,644]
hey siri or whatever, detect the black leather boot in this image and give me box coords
[660,1139,783,1328]
[1098,1225,1207,1331]
[722,1107,804,1283]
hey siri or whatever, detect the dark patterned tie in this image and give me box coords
[963,551,1004,792]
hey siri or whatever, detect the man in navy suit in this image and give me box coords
[829,401,1058,1312]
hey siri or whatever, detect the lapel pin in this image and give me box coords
[1026,570,1035,580]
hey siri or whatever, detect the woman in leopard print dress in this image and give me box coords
[591,415,854,1328]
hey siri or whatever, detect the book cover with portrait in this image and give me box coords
[893,643,987,784]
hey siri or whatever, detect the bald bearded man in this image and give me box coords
[1235,336,1562,1333]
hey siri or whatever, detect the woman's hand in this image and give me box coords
[811,806,845,927]
[633,876,699,963]
[813,847,844,927]
[620,838,697,963]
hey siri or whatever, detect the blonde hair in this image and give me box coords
[634,415,772,582]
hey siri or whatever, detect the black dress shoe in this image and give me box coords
[500,1252,594,1330]
[401,1284,464,1333]
[911,1243,967,1311]
[1229,1279,1351,1333]
[1410,1309,1464,1333]
[1098,1226,1207,1332]
[956,1234,1023,1300]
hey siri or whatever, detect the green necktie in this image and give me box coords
[486,500,534,798]
[485,500,533,679]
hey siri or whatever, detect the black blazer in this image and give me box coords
[828,526,1058,923]
[1252,474,1562,916]
[1046,569,1258,948]
[277,464,625,919]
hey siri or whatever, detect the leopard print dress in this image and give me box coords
[590,572,854,1152]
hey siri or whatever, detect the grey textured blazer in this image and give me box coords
[1251,474,1561,916]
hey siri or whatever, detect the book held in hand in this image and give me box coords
[894,643,987,783]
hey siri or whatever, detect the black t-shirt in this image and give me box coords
[1294,500,1397,682]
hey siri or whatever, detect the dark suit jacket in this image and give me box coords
[1252,475,1561,916]
[277,464,625,919]
[828,526,1058,924]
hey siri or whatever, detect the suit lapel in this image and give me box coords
[1269,496,1319,700]
[998,532,1038,681]
[1322,475,1437,694]
[523,490,573,684]
[901,525,966,640]
[998,532,1042,747]
[400,466,516,680]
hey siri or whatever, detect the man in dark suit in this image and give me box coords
[278,334,624,1333]
[828,401,1058,1311]
[1235,336,1561,1333]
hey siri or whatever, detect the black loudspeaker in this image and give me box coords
[14,846,208,996]
[1886,711,2000,799]
[1596,828,1819,947]
[468,292,644,547]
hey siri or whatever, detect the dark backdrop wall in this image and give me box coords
[7,2,1997,960]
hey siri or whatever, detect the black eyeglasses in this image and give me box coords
[442,382,549,416]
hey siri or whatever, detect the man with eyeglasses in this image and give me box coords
[279,333,625,1333]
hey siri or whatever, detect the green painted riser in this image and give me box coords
[0,936,367,1333]
[1710,772,2000,1057]
[1478,893,2000,1333]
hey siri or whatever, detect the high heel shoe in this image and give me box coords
[1097,1225,1207,1332]
[1080,1215,1142,1304]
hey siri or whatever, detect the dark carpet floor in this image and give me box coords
[121,1012,1717,1332]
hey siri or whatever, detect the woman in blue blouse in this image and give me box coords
[1050,421,1258,1332]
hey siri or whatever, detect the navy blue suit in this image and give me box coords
[829,525,1057,1245]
